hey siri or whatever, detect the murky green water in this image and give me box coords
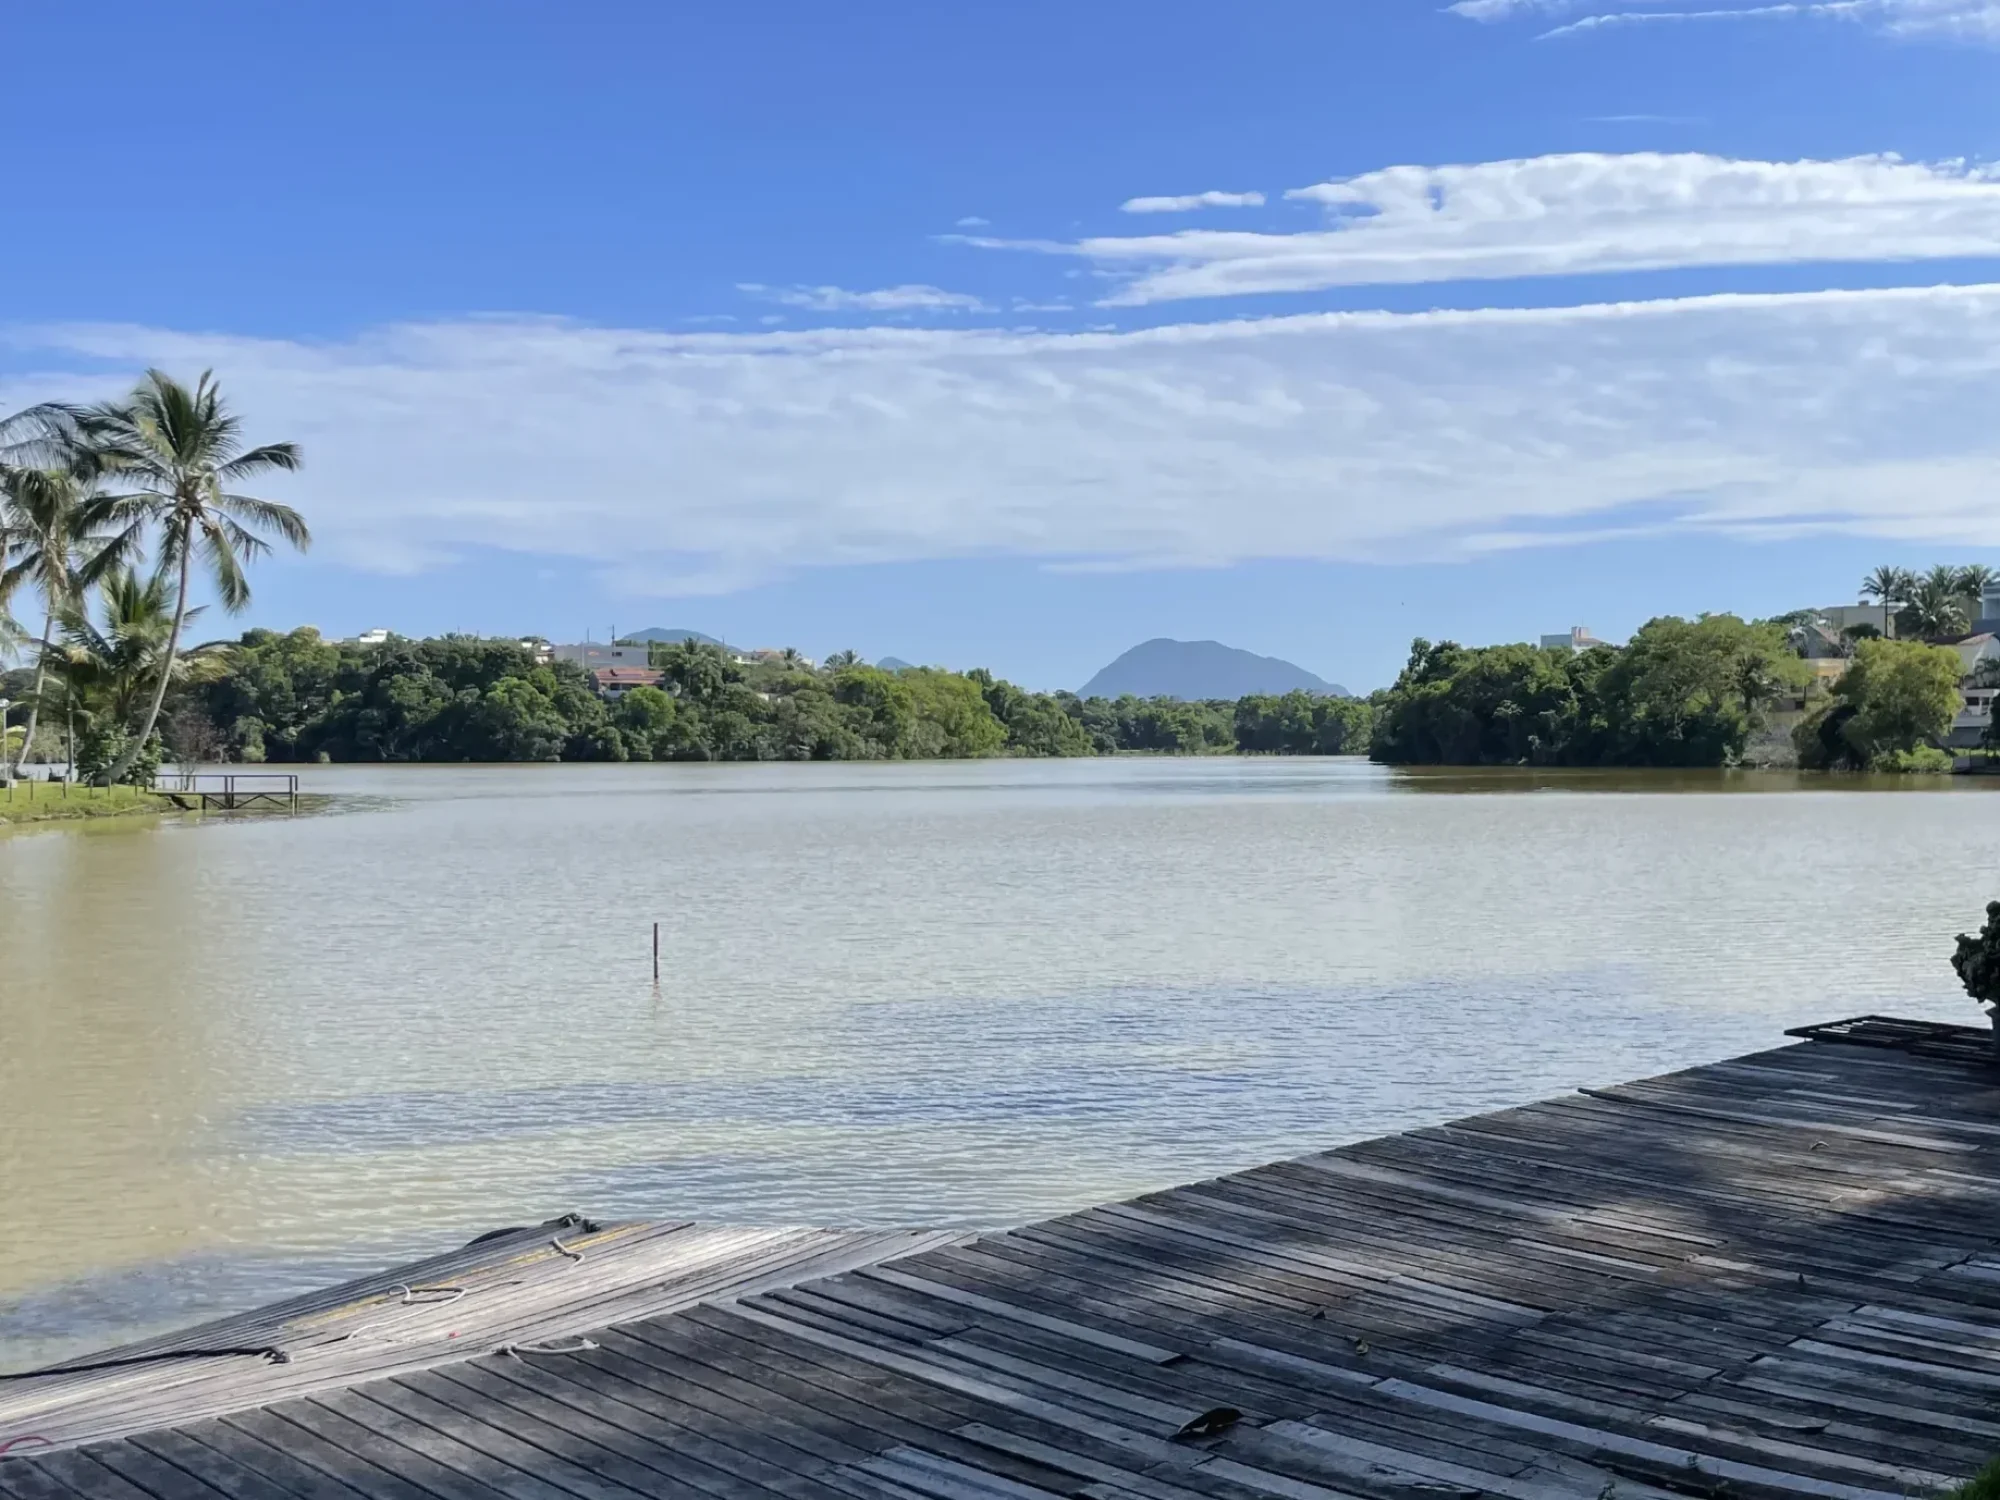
[2,758,1993,1368]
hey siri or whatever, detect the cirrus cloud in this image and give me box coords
[1451,0,2000,41]
[737,282,992,313]
[970,152,2000,304]
[1119,191,1268,214]
[8,282,2000,596]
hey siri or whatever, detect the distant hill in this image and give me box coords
[1079,639,1347,700]
[876,656,916,671]
[620,627,731,649]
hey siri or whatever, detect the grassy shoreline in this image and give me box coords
[0,782,334,828]
[0,783,174,826]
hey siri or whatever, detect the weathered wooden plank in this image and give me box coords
[2,1451,160,1500]
[859,1266,1187,1363]
[284,1396,542,1500]
[1366,1379,1932,1500]
[342,1377,657,1500]
[116,1429,315,1500]
[139,1420,381,1500]
[0,1460,90,1500]
[466,1351,854,1500]
[639,1308,1203,1492]
[597,1323,1079,1497]
[221,1407,455,1500]
[416,1362,727,1500]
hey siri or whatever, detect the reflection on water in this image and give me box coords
[3,757,1995,1368]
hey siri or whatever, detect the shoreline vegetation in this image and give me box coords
[0,780,334,828]
[1,615,1982,776]
[1372,615,1975,774]
[0,781,172,826]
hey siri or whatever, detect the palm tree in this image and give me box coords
[826,649,863,670]
[1860,566,1917,639]
[1906,568,1970,640]
[84,371,307,782]
[54,568,231,782]
[1956,564,2000,623]
[55,566,208,728]
[1,460,138,776]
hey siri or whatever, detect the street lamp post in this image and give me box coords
[0,698,12,789]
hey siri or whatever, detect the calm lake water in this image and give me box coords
[3,757,1995,1368]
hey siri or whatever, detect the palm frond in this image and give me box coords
[216,442,302,481]
[0,401,86,469]
[73,519,149,590]
[215,515,273,563]
[198,527,252,612]
[215,491,311,548]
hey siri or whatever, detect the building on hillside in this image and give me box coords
[1788,622,1852,687]
[1951,687,1997,750]
[1948,633,2000,677]
[351,628,392,647]
[1976,581,2000,635]
[1539,626,1609,653]
[518,638,554,664]
[589,666,664,701]
[554,642,652,670]
[1814,604,1890,637]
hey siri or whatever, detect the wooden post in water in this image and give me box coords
[652,922,660,985]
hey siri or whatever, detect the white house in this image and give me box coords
[552,642,652,670]
[1539,627,1609,653]
[1950,634,2000,677]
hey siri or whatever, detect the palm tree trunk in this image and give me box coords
[102,537,191,786]
[9,613,54,778]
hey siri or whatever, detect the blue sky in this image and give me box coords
[5,0,1999,690]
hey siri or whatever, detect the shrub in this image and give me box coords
[1951,901,2000,1030]
[1872,745,1955,774]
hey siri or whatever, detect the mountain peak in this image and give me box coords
[1078,638,1346,700]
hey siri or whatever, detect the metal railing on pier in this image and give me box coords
[152,771,301,812]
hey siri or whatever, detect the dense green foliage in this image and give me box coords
[162,630,1377,763]
[1952,902,2000,1023]
[1945,1458,2000,1500]
[1793,637,1964,771]
[1369,615,1810,768]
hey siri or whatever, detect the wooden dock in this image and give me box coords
[153,773,300,813]
[5,1016,1999,1499]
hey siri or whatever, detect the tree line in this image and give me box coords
[1368,614,1970,771]
[0,624,1378,768]
[18,604,1961,774]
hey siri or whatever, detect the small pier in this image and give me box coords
[154,773,301,813]
[4,1016,1999,1498]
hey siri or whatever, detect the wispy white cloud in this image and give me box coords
[1451,0,2000,41]
[1544,4,1849,38]
[955,216,990,228]
[1119,190,1268,214]
[973,153,2000,304]
[737,282,991,313]
[10,284,2000,593]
